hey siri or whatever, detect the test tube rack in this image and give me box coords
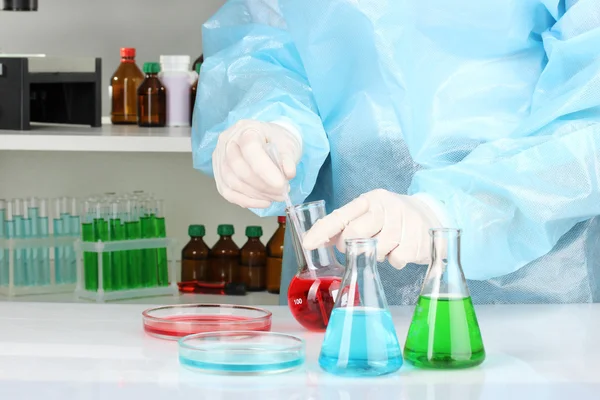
[74,237,179,302]
[0,235,78,297]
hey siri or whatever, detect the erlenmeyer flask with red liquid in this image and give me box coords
[286,200,345,332]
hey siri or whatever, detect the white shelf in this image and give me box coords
[0,123,192,153]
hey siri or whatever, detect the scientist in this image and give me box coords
[192,0,600,304]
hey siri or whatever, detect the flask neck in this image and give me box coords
[431,230,461,267]
[423,228,469,298]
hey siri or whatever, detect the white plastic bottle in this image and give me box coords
[159,55,195,127]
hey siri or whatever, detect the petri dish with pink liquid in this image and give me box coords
[142,304,272,340]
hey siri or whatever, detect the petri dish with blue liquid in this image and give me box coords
[179,331,306,375]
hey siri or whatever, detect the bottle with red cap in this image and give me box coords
[110,48,145,125]
[266,216,286,294]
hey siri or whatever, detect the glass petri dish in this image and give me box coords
[179,331,305,375]
[142,304,272,340]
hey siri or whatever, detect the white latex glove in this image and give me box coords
[302,189,445,269]
[212,120,302,208]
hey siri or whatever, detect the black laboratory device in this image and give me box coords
[2,0,37,11]
[0,56,102,130]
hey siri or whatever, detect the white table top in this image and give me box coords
[0,302,598,400]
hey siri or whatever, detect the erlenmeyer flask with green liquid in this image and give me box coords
[404,228,485,369]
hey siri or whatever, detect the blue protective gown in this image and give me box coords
[193,0,600,304]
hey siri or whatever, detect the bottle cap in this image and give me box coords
[143,62,160,74]
[277,216,286,224]
[245,226,263,238]
[223,282,247,296]
[120,48,136,58]
[189,224,205,237]
[217,224,234,236]
[160,55,191,72]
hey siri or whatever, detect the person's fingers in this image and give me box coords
[386,229,430,269]
[238,130,287,191]
[220,184,272,209]
[226,142,285,198]
[303,196,371,250]
[335,209,383,253]
[280,152,297,180]
[220,161,282,202]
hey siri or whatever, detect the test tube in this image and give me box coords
[22,198,34,286]
[53,198,66,284]
[38,199,51,285]
[4,202,15,286]
[140,199,157,287]
[67,197,81,283]
[125,199,142,289]
[0,200,6,286]
[28,197,41,286]
[13,199,26,286]
[153,199,168,287]
[94,201,111,291]
[109,201,127,290]
[81,200,98,291]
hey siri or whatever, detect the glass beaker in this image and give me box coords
[286,200,344,332]
[404,228,485,369]
[319,238,403,376]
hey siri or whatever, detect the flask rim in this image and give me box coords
[429,228,461,236]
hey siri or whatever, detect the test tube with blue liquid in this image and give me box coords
[23,198,35,286]
[3,202,15,286]
[0,200,6,286]
[13,199,27,286]
[53,198,66,284]
[68,198,80,284]
[37,199,51,285]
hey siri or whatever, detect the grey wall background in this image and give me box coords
[0,0,226,115]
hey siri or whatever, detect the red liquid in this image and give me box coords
[144,314,271,339]
[287,276,342,331]
[178,280,228,295]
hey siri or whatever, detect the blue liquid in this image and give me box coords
[23,218,33,286]
[0,209,6,286]
[179,344,304,374]
[67,215,80,284]
[53,218,65,284]
[179,355,303,374]
[319,307,403,376]
[38,217,51,286]
[13,216,26,286]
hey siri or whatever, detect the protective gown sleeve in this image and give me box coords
[191,0,330,217]
[409,0,600,280]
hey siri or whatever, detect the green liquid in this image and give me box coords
[404,296,485,369]
[140,215,157,287]
[125,221,143,289]
[110,219,127,290]
[82,222,98,291]
[94,218,112,291]
[155,217,168,287]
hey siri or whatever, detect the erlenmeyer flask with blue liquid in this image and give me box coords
[318,238,403,376]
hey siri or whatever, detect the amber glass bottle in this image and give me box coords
[190,63,201,126]
[180,225,210,290]
[110,48,144,124]
[137,62,167,127]
[210,225,240,283]
[192,54,204,72]
[266,216,286,294]
[240,226,267,292]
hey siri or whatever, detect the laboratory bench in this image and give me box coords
[0,302,598,399]
[0,291,280,306]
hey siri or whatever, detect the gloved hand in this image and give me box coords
[212,120,302,208]
[302,189,445,269]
